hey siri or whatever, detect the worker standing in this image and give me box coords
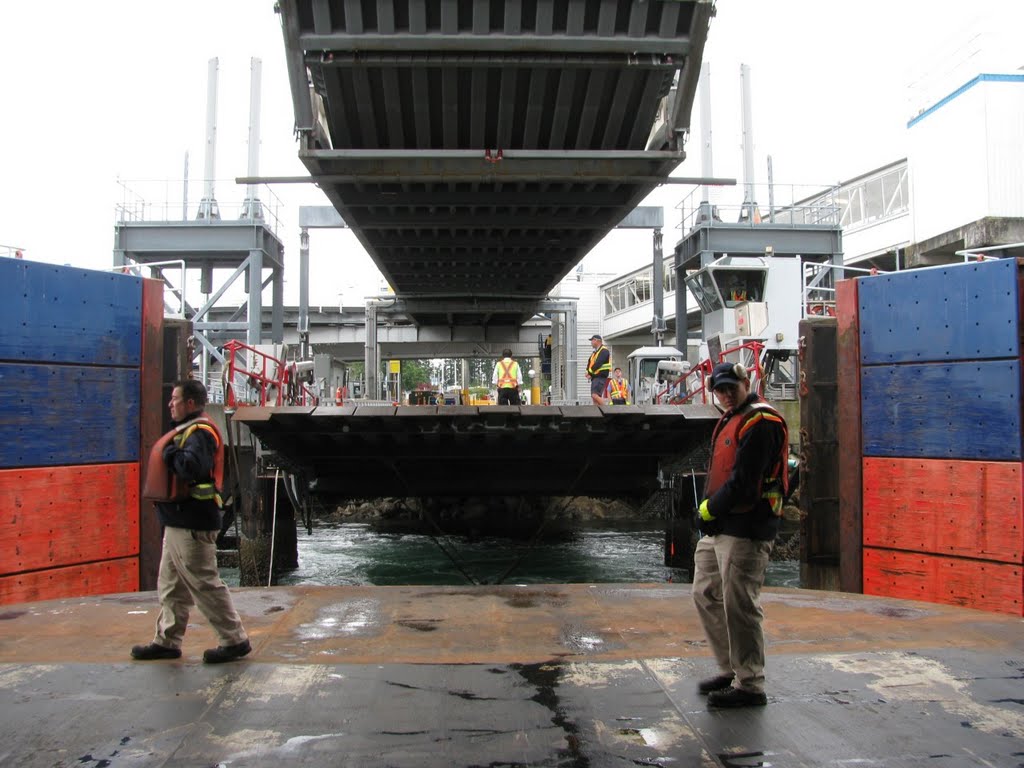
[132,380,252,664]
[585,334,611,406]
[605,367,632,405]
[492,348,523,405]
[692,361,788,708]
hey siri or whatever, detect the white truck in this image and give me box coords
[627,346,696,405]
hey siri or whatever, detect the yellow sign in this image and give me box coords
[388,360,401,373]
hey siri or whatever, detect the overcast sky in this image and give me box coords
[1,1,1018,304]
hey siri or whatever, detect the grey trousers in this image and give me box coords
[153,526,248,649]
[692,534,773,693]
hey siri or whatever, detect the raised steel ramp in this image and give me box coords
[277,0,713,327]
[2,584,1022,766]
[231,403,719,498]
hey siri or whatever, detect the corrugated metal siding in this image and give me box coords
[984,80,1024,217]
[909,76,1024,244]
[909,85,988,243]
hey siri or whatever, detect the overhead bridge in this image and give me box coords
[277,0,713,328]
[233,404,718,499]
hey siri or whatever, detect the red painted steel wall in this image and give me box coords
[864,549,1022,615]
[0,559,139,605]
[864,458,1023,563]
[863,457,1024,616]
[139,279,165,591]
[0,464,140,573]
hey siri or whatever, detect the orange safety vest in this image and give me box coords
[705,401,788,516]
[587,345,612,376]
[142,416,225,506]
[607,378,630,403]
[496,359,519,389]
[335,386,344,406]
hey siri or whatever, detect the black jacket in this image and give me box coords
[701,393,787,541]
[155,410,221,531]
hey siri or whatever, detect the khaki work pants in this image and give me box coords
[692,534,773,693]
[153,526,248,649]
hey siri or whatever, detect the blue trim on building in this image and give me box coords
[908,73,1024,128]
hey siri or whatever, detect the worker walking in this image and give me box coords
[492,349,523,406]
[692,361,788,708]
[132,380,252,664]
[586,334,612,406]
[605,367,632,405]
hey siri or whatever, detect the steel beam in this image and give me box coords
[310,52,680,70]
[300,33,694,57]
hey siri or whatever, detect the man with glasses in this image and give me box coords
[692,361,788,708]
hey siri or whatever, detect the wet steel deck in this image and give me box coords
[0,584,1021,767]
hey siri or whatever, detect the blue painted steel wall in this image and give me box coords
[0,260,141,366]
[859,259,1019,364]
[859,259,1022,461]
[861,360,1021,459]
[0,261,142,468]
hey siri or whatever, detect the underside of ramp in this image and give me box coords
[232,404,719,498]
[278,0,713,327]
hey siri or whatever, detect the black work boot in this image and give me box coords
[707,687,768,709]
[203,639,252,664]
[131,643,182,661]
[697,673,734,695]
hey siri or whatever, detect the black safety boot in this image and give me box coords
[706,687,768,709]
[131,643,182,661]
[203,639,251,664]
[697,673,735,695]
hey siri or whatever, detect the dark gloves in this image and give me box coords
[162,442,178,466]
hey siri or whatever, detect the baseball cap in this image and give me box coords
[710,361,749,389]
[589,334,603,341]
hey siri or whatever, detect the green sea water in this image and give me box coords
[229,523,801,588]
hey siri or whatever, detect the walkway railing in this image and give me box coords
[222,340,318,408]
[0,244,27,259]
[113,177,286,237]
[677,183,842,232]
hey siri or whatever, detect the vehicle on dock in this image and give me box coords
[626,346,692,405]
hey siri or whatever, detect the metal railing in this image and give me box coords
[956,243,1024,261]
[222,340,318,408]
[677,183,842,233]
[113,177,287,236]
[801,262,883,318]
[1,244,27,259]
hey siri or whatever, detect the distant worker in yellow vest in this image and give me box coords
[492,349,523,405]
[132,380,251,665]
[586,334,612,406]
[605,367,632,405]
